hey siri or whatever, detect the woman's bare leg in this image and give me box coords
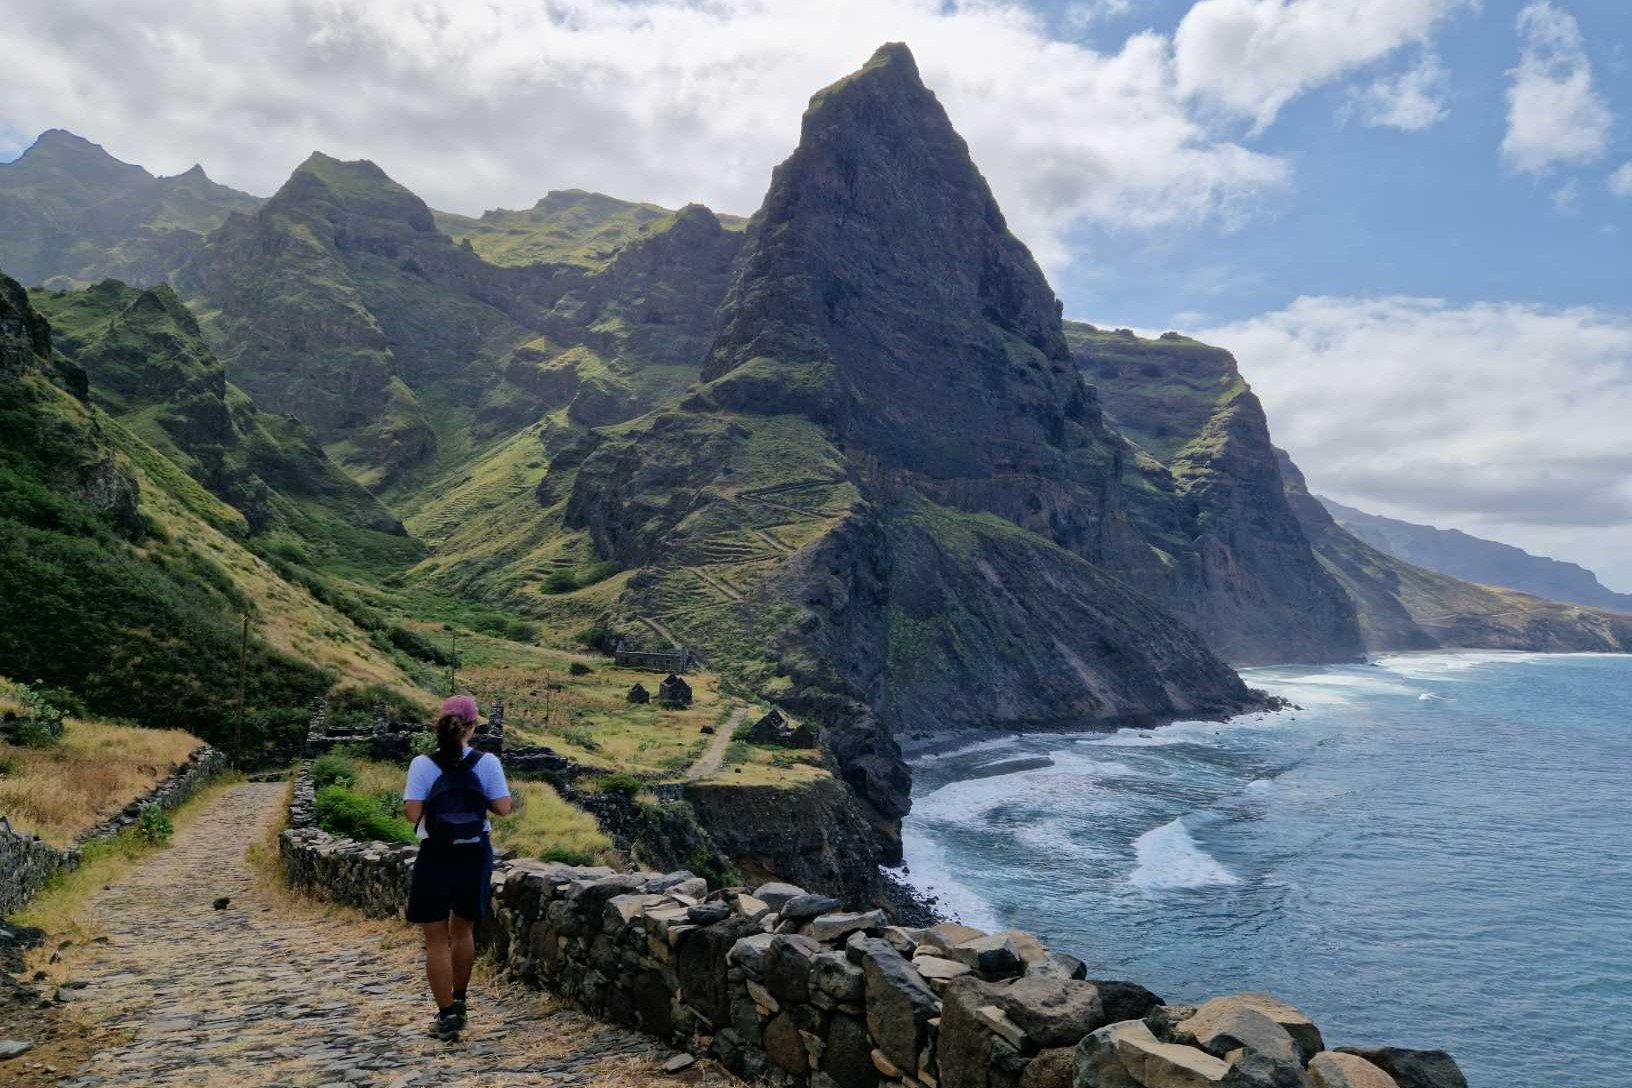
[449,915,477,998]
[423,920,454,1008]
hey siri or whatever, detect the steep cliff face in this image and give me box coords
[30,280,412,553]
[0,270,419,746]
[1066,324,1363,665]
[555,45,1257,840]
[0,130,261,288]
[1321,496,1632,613]
[1278,449,1632,652]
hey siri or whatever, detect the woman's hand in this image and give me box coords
[489,795,513,817]
[403,799,424,825]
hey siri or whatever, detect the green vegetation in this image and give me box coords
[134,803,174,845]
[314,783,415,844]
[433,189,744,270]
[490,780,614,866]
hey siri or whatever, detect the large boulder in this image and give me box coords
[1221,1052,1313,1088]
[1230,995,1323,1063]
[1308,1053,1400,1088]
[782,893,844,924]
[988,976,1109,1049]
[1168,998,1302,1064]
[1075,1020,1230,1087]
[1333,1049,1467,1088]
[765,1011,810,1073]
[754,881,807,911]
[859,941,939,1074]
[676,915,763,1027]
[825,1012,883,1088]
[764,934,823,1005]
[949,933,1024,978]
[939,977,998,1088]
[1089,980,1163,1023]
[1022,1047,1079,1088]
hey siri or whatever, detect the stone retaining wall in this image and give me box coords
[74,745,229,844]
[0,820,78,918]
[2,743,226,918]
[278,798,1470,1088]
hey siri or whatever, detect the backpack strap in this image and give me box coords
[460,749,484,773]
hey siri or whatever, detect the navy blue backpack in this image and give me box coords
[422,750,488,845]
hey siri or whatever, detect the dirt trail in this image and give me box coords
[36,782,722,1088]
[686,707,749,782]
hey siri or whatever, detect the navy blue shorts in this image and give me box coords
[406,836,493,924]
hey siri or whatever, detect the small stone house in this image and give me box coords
[627,682,650,705]
[657,673,693,708]
[746,707,816,749]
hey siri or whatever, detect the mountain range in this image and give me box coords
[3,43,1628,849]
[1319,496,1632,613]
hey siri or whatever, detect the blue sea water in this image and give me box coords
[899,652,1632,1088]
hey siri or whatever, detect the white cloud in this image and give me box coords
[1502,1,1613,175]
[1065,0,1137,27]
[1346,52,1450,131]
[1173,0,1470,131]
[1551,177,1581,212]
[0,0,1292,275]
[1611,163,1632,197]
[1200,296,1632,587]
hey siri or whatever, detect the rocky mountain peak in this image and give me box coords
[275,152,435,233]
[697,42,1091,482]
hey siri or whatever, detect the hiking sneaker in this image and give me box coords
[451,997,468,1030]
[429,1009,461,1041]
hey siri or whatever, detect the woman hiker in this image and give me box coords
[402,695,512,1041]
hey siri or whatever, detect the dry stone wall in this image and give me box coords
[0,820,77,917]
[278,794,1470,1088]
[1,743,225,918]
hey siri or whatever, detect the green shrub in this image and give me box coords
[543,570,579,594]
[597,773,642,797]
[313,785,415,844]
[36,685,88,719]
[135,804,173,845]
[504,619,538,643]
[573,626,617,654]
[557,726,599,752]
[0,755,16,777]
[568,662,592,676]
[3,681,67,747]
[386,625,451,665]
[409,730,438,758]
[309,752,358,790]
[538,845,599,866]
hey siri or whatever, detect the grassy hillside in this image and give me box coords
[0,272,431,754]
[29,279,422,574]
[0,678,201,846]
[434,189,745,269]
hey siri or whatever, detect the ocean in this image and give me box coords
[898,652,1632,1088]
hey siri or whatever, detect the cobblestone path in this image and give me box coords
[52,782,720,1088]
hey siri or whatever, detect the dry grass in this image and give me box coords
[491,780,616,865]
[0,715,201,846]
[13,773,244,946]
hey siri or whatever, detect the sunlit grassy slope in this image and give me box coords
[0,681,201,847]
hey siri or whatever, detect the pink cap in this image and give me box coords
[441,695,479,724]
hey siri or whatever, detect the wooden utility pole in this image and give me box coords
[448,628,458,695]
[235,614,249,768]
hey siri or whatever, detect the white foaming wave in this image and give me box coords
[1369,649,1619,680]
[894,822,1003,931]
[1086,711,1294,748]
[1129,817,1241,891]
[908,734,1027,765]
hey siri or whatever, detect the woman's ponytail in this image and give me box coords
[432,694,480,769]
[433,713,465,770]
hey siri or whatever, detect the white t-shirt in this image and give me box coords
[403,748,509,842]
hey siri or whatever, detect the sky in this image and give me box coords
[0,0,1628,587]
